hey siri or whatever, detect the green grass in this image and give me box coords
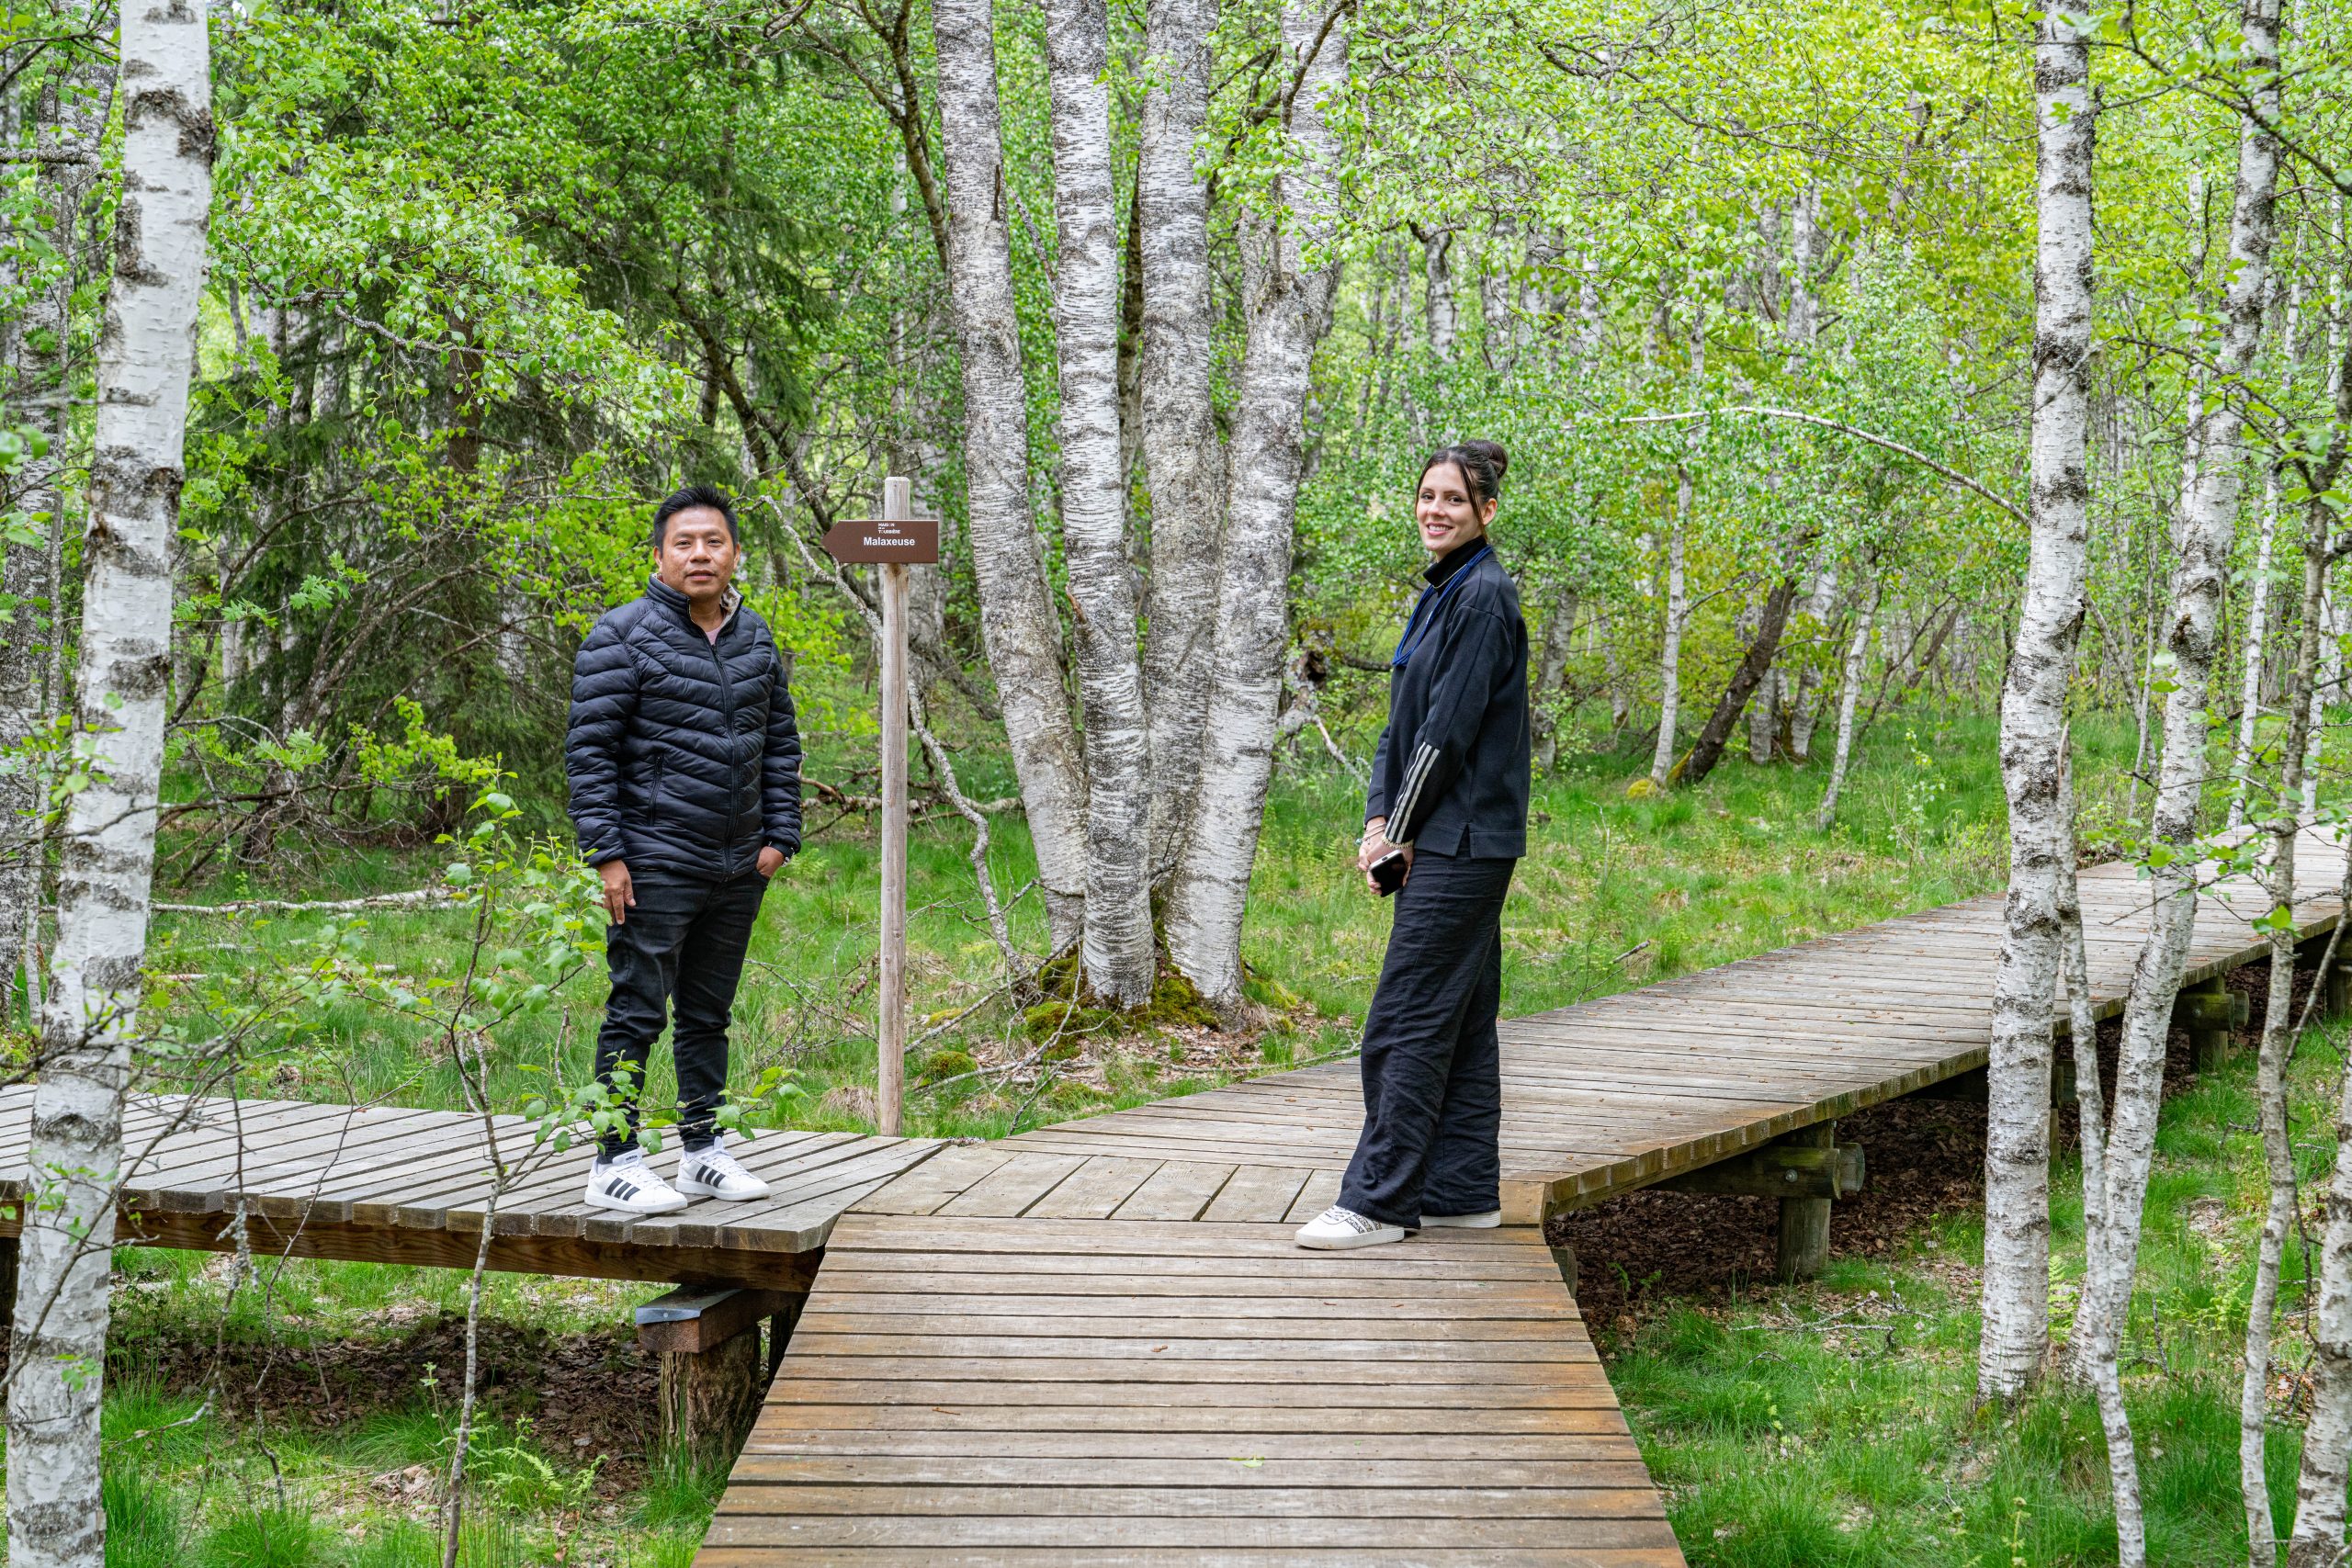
[1613,1007,2352,1567]
[58,699,2305,1562]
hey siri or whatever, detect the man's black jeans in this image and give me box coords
[593,867,769,1156]
[1339,848,1516,1227]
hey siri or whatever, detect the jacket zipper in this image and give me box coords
[708,625,741,874]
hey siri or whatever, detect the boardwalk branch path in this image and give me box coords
[1,837,2345,1562]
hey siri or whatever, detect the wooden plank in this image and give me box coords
[1200,1164,1314,1223]
[851,1145,1016,1215]
[939,1153,1090,1218]
[1112,1160,1237,1221]
[1023,1156,1163,1220]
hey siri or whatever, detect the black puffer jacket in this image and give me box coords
[566,576,803,880]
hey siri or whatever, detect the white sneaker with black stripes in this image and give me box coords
[676,1140,771,1201]
[582,1150,689,1216]
[1294,1205,1409,1250]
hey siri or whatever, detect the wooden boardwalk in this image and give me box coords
[721,836,2349,1563]
[0,1089,940,1288]
[3,835,2346,1562]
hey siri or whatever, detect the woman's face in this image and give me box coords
[1416,461,1495,557]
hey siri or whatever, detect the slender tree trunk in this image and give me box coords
[2075,0,2280,1505]
[1790,564,1838,759]
[6,10,211,1567]
[1162,0,1344,1010]
[1681,575,1799,787]
[1419,226,1455,361]
[1648,473,1689,788]
[2233,269,2301,830]
[1977,1,2098,1410]
[1136,0,1222,877]
[2285,215,2352,1568]
[2060,747,2144,1551]
[2244,434,2326,1568]
[1815,579,1879,830]
[931,0,1091,949]
[1746,668,1778,765]
[2,30,107,1024]
[1043,0,1157,1006]
[1532,579,1578,771]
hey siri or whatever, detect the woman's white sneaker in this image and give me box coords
[677,1141,771,1201]
[1420,1210,1502,1228]
[582,1151,688,1215]
[1295,1205,1409,1250]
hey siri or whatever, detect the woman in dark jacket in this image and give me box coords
[1297,439,1531,1249]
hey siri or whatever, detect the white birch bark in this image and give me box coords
[3,32,108,1022]
[1043,0,1157,1006]
[1977,2,2098,1406]
[2311,248,2349,819]
[2243,453,2324,1568]
[2075,0,2281,1479]
[1814,579,1878,830]
[1137,0,1223,875]
[1746,667,1777,764]
[2233,275,2301,830]
[930,0,1091,949]
[1648,473,1689,789]
[1532,581,1578,772]
[1162,0,1344,1010]
[2296,1020,2352,1568]
[1422,226,1455,360]
[2287,200,2352,1568]
[2059,749,2145,1554]
[1790,563,1838,760]
[7,9,211,1566]
[1649,304,1702,788]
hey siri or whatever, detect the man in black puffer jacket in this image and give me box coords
[565,484,802,1215]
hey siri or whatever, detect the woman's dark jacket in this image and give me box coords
[1366,542,1532,858]
[566,576,803,880]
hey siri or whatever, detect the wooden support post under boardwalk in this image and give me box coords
[2176,976,2245,1073]
[1776,1121,1836,1281]
[637,1285,804,1461]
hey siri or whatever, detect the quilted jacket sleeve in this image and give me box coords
[762,650,804,857]
[566,611,639,865]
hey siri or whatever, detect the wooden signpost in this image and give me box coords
[820,477,938,1136]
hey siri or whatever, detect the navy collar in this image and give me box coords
[1391,542,1492,669]
[1425,536,1489,588]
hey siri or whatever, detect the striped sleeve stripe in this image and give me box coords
[1387,742,1442,844]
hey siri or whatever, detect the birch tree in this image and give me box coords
[1163,0,1345,1010]
[1042,0,1157,1007]
[2073,0,2281,1511]
[1813,576,1878,829]
[929,0,1091,952]
[1976,0,2097,1406]
[1136,0,1223,874]
[7,6,212,1564]
[2242,389,2329,1568]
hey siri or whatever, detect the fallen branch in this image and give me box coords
[1623,405,2024,522]
[153,888,458,915]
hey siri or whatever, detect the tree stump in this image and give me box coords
[1775,1122,1835,1282]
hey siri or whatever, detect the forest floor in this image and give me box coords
[16,705,2319,1565]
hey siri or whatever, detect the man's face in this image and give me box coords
[655,506,741,604]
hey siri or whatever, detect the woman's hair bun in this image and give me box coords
[1460,439,1508,488]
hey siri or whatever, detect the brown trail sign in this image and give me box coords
[822,477,940,1135]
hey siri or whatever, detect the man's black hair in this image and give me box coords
[653,483,740,548]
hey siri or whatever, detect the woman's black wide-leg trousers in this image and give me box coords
[1338,848,1517,1228]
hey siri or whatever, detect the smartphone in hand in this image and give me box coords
[1370,850,1408,897]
